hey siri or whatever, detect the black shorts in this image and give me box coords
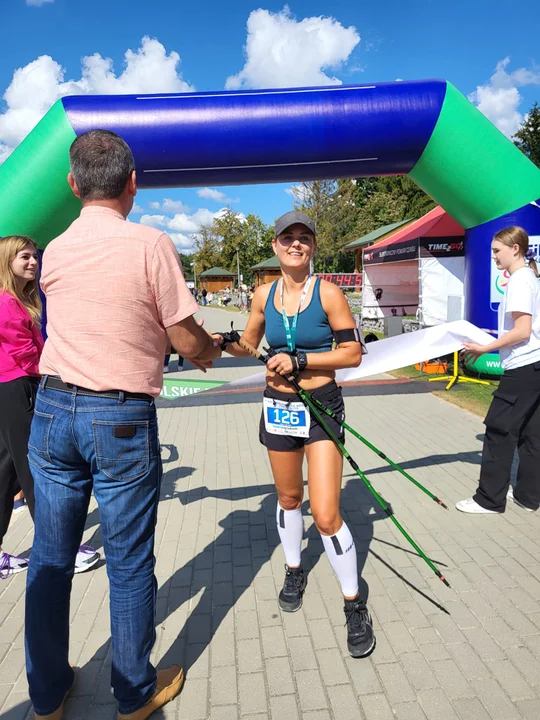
[259,380,345,452]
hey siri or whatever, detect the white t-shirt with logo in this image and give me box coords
[498,266,540,370]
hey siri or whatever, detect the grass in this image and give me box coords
[390,364,496,416]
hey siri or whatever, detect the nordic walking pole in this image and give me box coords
[225,328,450,588]
[306,394,449,510]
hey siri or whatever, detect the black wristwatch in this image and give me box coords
[296,350,308,372]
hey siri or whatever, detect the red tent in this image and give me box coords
[362,207,466,326]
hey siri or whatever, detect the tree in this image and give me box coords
[514,102,540,168]
[194,209,273,283]
[291,180,358,272]
[192,225,221,272]
[177,252,193,273]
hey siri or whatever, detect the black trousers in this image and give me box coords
[0,376,37,544]
[474,360,540,512]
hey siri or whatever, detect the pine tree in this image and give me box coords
[514,102,540,168]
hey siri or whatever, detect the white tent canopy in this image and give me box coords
[362,207,465,327]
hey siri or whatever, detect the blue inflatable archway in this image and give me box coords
[1,79,540,331]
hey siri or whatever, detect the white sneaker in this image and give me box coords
[455,498,500,514]
[507,485,535,512]
[74,545,101,574]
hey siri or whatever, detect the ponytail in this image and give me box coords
[529,257,540,279]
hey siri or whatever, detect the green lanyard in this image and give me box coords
[280,275,313,352]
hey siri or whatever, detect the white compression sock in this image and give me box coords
[276,502,304,567]
[320,521,359,598]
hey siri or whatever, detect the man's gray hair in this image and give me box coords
[69,130,135,201]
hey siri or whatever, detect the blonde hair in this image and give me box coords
[493,225,539,278]
[0,236,42,326]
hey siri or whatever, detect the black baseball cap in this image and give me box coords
[274,211,316,237]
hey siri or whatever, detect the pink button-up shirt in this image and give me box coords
[0,291,44,382]
[39,206,198,397]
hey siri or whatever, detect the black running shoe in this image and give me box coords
[344,598,376,658]
[278,565,307,612]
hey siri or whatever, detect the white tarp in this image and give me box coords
[362,261,419,319]
[217,321,493,392]
[420,256,464,326]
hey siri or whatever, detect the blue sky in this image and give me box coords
[1,0,540,252]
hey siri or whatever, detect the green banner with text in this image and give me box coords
[160,377,227,399]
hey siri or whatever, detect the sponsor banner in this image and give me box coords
[465,353,503,376]
[420,236,464,257]
[316,273,362,289]
[365,236,465,266]
[364,240,417,265]
[160,377,226,399]
[490,236,540,309]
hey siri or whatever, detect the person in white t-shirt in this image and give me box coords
[457,225,540,514]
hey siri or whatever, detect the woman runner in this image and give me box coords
[217,211,375,658]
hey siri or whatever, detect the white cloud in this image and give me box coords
[0,36,193,162]
[169,233,193,252]
[149,198,190,213]
[469,57,540,138]
[140,207,226,234]
[27,0,54,5]
[140,207,247,252]
[197,187,240,204]
[225,7,360,89]
[129,203,145,215]
[285,184,311,203]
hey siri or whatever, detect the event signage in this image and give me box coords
[490,236,540,311]
[160,377,226,399]
[364,236,465,266]
[419,237,464,257]
[364,241,418,265]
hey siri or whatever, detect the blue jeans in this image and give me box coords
[25,384,162,716]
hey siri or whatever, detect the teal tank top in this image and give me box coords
[264,278,334,353]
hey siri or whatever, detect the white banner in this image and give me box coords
[215,321,494,392]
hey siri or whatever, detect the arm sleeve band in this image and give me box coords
[334,328,361,344]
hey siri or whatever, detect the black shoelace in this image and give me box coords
[344,601,368,634]
[283,567,304,595]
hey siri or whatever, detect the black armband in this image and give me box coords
[334,327,361,344]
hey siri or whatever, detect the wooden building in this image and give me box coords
[251,256,282,287]
[199,267,236,292]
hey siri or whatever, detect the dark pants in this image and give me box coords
[0,376,37,544]
[25,384,162,715]
[474,360,540,512]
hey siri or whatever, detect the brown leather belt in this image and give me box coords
[42,375,153,402]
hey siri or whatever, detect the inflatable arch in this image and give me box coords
[1,79,540,331]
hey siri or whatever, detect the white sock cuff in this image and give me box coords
[321,521,359,598]
[276,502,303,568]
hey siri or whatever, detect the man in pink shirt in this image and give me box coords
[25,130,220,720]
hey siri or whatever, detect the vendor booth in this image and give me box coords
[362,207,465,326]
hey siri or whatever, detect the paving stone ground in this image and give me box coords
[1,306,540,720]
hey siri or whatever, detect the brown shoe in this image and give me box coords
[34,669,76,719]
[117,666,185,720]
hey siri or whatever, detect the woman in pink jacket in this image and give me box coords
[0,236,99,577]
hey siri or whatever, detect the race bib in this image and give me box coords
[263,397,310,438]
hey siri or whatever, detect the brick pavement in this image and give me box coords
[1,308,540,719]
